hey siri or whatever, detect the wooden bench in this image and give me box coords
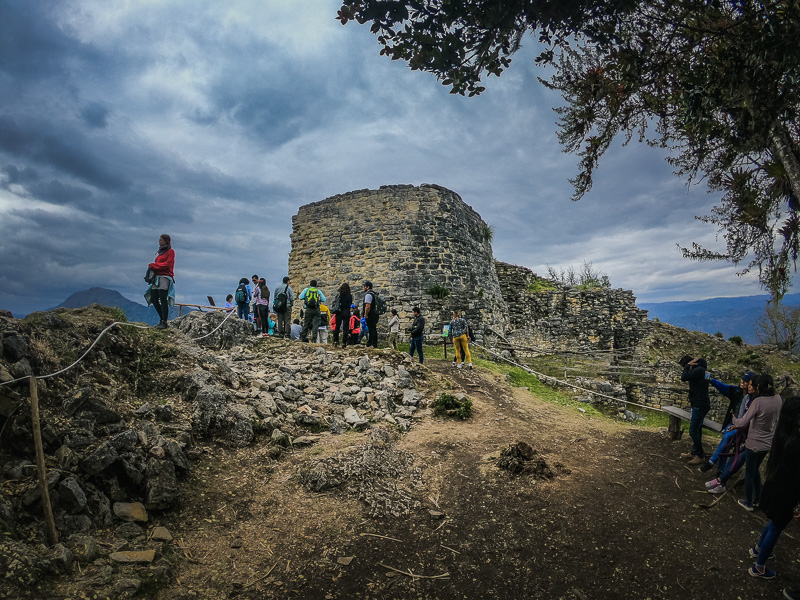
[662,405,723,440]
[174,303,228,317]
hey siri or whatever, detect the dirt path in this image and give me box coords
[155,357,800,600]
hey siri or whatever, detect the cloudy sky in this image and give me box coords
[0,0,773,317]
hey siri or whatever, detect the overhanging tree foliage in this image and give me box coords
[338,0,800,297]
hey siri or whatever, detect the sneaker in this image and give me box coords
[680,452,694,460]
[457,363,463,369]
[688,456,704,466]
[738,499,755,512]
[452,361,457,367]
[748,565,776,578]
[468,363,473,369]
[705,478,722,489]
[261,333,269,338]
[698,461,714,473]
[784,588,800,600]
[749,546,775,560]
[708,484,727,494]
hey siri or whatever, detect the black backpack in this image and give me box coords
[371,290,387,316]
[273,287,288,312]
[234,284,249,304]
[330,293,341,312]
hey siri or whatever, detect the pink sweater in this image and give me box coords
[732,394,782,451]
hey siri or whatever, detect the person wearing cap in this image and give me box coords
[679,355,711,465]
[362,280,379,348]
[698,371,757,475]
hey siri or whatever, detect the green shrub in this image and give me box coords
[728,335,744,346]
[526,277,557,293]
[714,331,724,338]
[432,392,472,420]
[425,284,451,299]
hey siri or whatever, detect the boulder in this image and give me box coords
[145,458,178,510]
[113,502,149,523]
[58,477,88,514]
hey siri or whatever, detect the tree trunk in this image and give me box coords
[770,123,800,202]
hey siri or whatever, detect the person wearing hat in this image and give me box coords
[362,280,379,348]
[699,371,757,475]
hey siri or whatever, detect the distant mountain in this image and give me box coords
[55,287,160,325]
[639,293,800,344]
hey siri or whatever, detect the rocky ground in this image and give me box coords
[1,306,799,599]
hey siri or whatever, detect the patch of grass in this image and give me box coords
[526,277,557,293]
[431,392,473,419]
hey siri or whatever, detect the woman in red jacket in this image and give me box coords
[146,234,175,329]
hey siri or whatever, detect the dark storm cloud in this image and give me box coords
[80,102,110,129]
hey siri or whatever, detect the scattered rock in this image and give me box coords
[113,502,149,523]
[109,550,156,563]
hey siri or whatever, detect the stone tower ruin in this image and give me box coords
[289,184,509,338]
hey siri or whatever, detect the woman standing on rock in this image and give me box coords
[746,396,800,579]
[144,233,175,329]
[254,278,270,338]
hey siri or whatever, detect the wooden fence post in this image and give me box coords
[29,376,58,545]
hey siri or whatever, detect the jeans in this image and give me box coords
[409,337,424,363]
[275,310,291,337]
[237,302,249,320]
[709,427,738,473]
[689,406,709,458]
[151,289,170,322]
[366,314,379,348]
[300,307,321,342]
[756,521,785,567]
[744,448,768,505]
[720,449,746,486]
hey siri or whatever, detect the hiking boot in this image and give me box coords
[749,546,775,560]
[784,588,800,600]
[680,452,693,460]
[156,321,167,330]
[738,498,755,512]
[705,478,722,489]
[698,461,714,473]
[748,565,776,579]
[688,456,704,466]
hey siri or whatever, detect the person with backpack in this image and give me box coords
[298,279,326,342]
[745,396,800,579]
[698,371,756,475]
[144,233,175,330]
[272,276,294,338]
[362,280,384,348]
[234,278,251,321]
[331,282,353,347]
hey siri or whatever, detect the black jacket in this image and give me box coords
[681,359,710,410]
[760,435,800,528]
[410,315,425,339]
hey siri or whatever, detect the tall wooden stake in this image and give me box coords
[29,376,58,545]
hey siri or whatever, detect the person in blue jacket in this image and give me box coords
[699,372,756,475]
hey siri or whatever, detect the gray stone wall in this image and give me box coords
[289,184,508,339]
[494,261,651,354]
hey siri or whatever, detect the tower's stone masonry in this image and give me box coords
[289,184,509,338]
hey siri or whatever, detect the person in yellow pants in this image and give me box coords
[449,310,473,369]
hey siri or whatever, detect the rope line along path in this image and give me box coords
[471,341,666,416]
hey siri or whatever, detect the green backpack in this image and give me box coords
[305,287,320,309]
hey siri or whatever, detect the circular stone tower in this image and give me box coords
[288,184,509,339]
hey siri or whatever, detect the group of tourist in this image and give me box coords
[142,236,475,365]
[679,357,800,591]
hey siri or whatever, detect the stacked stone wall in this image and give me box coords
[289,185,508,340]
[494,261,651,354]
